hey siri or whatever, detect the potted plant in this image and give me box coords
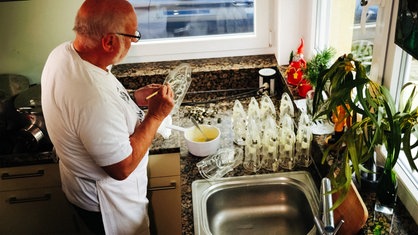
[295,47,336,98]
[311,53,418,210]
[303,47,336,88]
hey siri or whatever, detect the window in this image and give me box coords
[353,0,418,222]
[351,0,379,73]
[351,0,392,84]
[131,0,254,39]
[393,54,418,222]
[314,0,390,82]
[381,0,418,222]
[123,0,273,63]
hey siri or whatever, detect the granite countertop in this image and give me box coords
[113,55,417,235]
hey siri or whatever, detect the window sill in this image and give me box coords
[395,158,418,224]
[376,149,418,224]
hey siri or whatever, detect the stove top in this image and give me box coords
[0,150,58,168]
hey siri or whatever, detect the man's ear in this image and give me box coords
[102,34,116,52]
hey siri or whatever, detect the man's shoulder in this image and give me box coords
[50,41,72,54]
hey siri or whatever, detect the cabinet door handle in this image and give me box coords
[1,170,45,180]
[8,193,51,204]
[148,182,177,191]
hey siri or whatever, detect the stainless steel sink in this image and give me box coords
[192,171,319,235]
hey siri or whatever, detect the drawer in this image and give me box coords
[148,175,180,192]
[0,164,61,191]
[148,153,180,178]
[0,187,82,234]
[148,175,182,235]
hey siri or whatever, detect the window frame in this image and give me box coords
[386,47,418,223]
[121,0,274,64]
[382,0,418,223]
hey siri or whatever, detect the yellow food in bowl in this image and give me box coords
[193,136,215,142]
[189,126,218,143]
[184,125,221,157]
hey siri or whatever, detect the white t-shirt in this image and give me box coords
[41,42,147,212]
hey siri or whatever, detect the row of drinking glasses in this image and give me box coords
[232,93,313,173]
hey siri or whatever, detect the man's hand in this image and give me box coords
[134,84,162,106]
[145,84,174,121]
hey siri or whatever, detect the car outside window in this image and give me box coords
[354,0,378,24]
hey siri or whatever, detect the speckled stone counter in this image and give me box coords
[113,54,279,96]
[113,55,417,235]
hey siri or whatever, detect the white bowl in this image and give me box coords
[184,125,221,157]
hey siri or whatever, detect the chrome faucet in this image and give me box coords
[314,178,344,235]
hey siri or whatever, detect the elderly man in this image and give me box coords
[41,0,174,234]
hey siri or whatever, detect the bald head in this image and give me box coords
[73,0,136,48]
[78,0,134,18]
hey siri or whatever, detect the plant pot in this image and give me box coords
[373,169,398,234]
[376,169,398,209]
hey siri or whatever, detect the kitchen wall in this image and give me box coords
[276,0,316,65]
[0,0,305,85]
[0,0,83,84]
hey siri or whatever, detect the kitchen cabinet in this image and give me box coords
[0,163,88,234]
[148,152,182,235]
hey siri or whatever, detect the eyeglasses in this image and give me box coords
[115,30,141,42]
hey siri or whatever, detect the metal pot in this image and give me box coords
[14,84,51,153]
[13,112,48,153]
[16,106,47,142]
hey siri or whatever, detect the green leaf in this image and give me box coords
[401,82,418,113]
[380,85,396,115]
[330,156,352,210]
[402,127,418,171]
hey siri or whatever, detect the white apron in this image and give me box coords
[59,160,150,235]
[96,167,150,235]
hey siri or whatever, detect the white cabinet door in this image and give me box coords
[148,153,182,235]
[0,163,90,234]
[149,176,182,235]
